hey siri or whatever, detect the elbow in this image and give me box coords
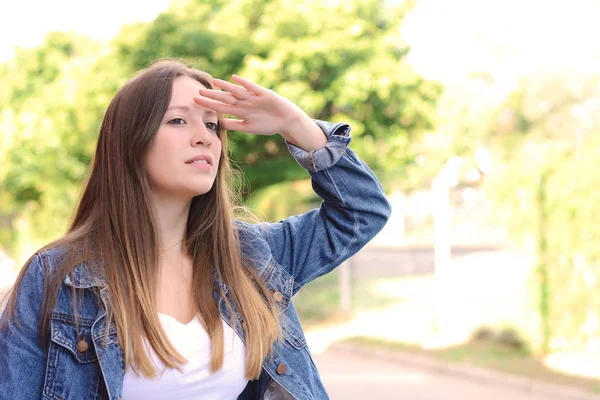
[360,192,392,242]
[375,195,393,232]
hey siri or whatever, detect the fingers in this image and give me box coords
[198,88,238,105]
[213,79,253,100]
[193,95,237,115]
[220,118,247,132]
[221,118,269,135]
[213,75,267,99]
[231,75,267,95]
[195,75,270,127]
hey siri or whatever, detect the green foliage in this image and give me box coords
[482,73,600,352]
[113,0,440,192]
[2,0,599,358]
[0,33,126,252]
[0,0,439,258]
[245,179,317,222]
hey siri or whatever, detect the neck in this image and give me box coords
[150,192,191,254]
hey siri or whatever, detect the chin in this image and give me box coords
[189,185,214,198]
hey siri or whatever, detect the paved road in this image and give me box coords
[312,348,549,400]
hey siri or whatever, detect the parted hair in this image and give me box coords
[1,59,282,380]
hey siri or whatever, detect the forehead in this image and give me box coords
[170,75,207,100]
[167,75,216,118]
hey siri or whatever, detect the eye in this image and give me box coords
[206,122,219,131]
[168,117,186,125]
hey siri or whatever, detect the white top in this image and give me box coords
[122,313,247,400]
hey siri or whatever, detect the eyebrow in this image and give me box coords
[166,105,218,118]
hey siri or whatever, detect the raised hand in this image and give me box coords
[193,75,327,151]
[192,75,302,135]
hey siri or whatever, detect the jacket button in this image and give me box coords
[273,291,284,302]
[77,338,89,353]
[276,363,287,375]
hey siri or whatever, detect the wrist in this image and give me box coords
[280,114,327,152]
[279,110,309,137]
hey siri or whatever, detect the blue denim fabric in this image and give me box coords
[0,120,391,400]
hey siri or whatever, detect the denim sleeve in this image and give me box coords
[284,120,352,172]
[0,254,47,399]
[255,120,392,292]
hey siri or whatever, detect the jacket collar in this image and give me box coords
[63,259,107,289]
[63,259,229,294]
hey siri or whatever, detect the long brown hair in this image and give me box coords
[1,59,281,379]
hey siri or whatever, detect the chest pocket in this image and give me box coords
[50,313,98,363]
[261,259,307,350]
[45,313,107,399]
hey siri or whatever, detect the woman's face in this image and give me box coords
[144,76,222,200]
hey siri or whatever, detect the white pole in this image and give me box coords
[433,182,451,278]
[339,259,351,314]
[433,157,462,275]
[432,157,462,337]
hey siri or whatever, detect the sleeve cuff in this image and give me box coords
[285,120,352,172]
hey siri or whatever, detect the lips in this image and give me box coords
[185,154,213,166]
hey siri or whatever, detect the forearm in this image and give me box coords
[279,114,327,152]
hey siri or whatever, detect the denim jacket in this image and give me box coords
[0,120,391,400]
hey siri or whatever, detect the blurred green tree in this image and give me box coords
[0,0,441,258]
[0,32,126,255]
[113,0,441,193]
[481,71,600,354]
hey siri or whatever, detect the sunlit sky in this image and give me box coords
[0,0,171,61]
[404,0,600,80]
[1,0,599,86]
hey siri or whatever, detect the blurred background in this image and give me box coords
[1,0,600,398]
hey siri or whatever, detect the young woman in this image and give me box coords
[0,59,391,400]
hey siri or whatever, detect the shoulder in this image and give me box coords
[234,220,284,276]
[25,246,74,281]
[23,245,102,290]
[15,247,63,282]
[0,247,65,326]
[234,220,271,257]
[233,220,297,300]
[35,246,67,269]
[4,247,70,304]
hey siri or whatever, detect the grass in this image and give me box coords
[341,336,600,394]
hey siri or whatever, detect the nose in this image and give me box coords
[191,124,212,147]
